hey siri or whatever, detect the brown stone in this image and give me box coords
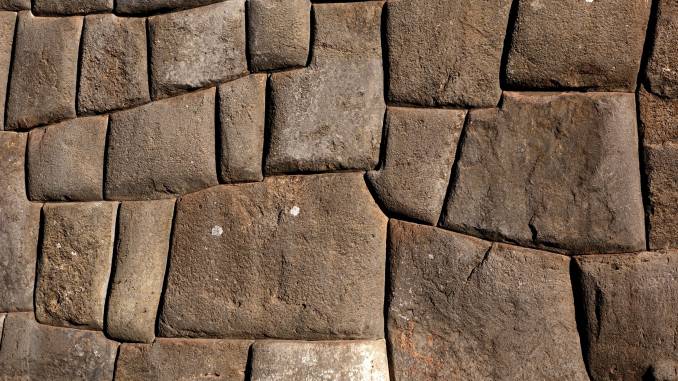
[639,87,678,146]
[33,0,113,15]
[388,220,589,381]
[645,0,678,99]
[158,173,387,339]
[645,143,678,250]
[0,11,15,131]
[0,0,28,10]
[652,361,678,381]
[116,0,222,14]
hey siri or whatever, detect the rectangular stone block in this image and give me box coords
[33,0,113,15]
[639,87,678,146]
[644,0,678,99]
[0,0,28,10]
[0,11,15,131]
[645,143,678,250]
[116,0,222,14]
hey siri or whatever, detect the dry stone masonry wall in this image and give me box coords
[0,0,675,380]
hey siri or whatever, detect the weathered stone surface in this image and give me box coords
[574,250,678,381]
[652,361,678,381]
[149,1,247,99]
[0,11,15,131]
[386,0,511,108]
[116,0,221,14]
[639,87,678,146]
[0,133,41,312]
[159,173,387,339]
[105,88,218,200]
[367,107,466,224]
[442,92,646,254]
[645,143,678,250]
[27,116,108,201]
[106,199,175,343]
[78,14,150,115]
[6,13,82,130]
[250,340,390,381]
[114,339,252,381]
[35,202,118,330]
[645,0,678,98]
[0,0,28,10]
[505,0,651,91]
[33,0,112,15]
[388,220,588,381]
[266,2,385,173]
[0,313,118,380]
[247,0,310,71]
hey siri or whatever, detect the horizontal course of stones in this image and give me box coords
[0,0,676,380]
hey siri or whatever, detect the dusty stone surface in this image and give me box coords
[639,87,678,146]
[266,2,385,173]
[652,361,678,381]
[27,116,108,201]
[250,340,390,381]
[0,0,28,10]
[148,1,247,99]
[388,220,589,381]
[116,0,222,14]
[105,88,218,200]
[386,0,511,108]
[78,14,149,114]
[645,143,678,250]
[106,199,175,343]
[158,173,387,339]
[35,202,118,330]
[505,0,651,91]
[367,107,466,225]
[33,0,113,15]
[442,92,646,254]
[0,11,15,131]
[6,12,82,130]
[645,0,678,99]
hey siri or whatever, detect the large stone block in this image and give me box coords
[0,11,15,131]
[639,87,678,146]
[645,143,678,250]
[388,220,589,381]
[645,0,678,98]
[441,92,646,254]
[116,0,221,14]
[158,173,387,339]
[0,0,28,10]
[33,0,113,15]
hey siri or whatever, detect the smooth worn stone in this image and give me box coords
[148,1,247,99]
[114,339,252,381]
[505,0,651,91]
[106,199,175,343]
[266,2,385,173]
[105,88,218,200]
[78,14,150,115]
[0,313,118,380]
[158,173,387,339]
[0,0,28,10]
[250,340,390,381]
[6,12,82,130]
[574,250,678,381]
[0,11,15,131]
[645,0,678,98]
[0,133,41,312]
[35,202,118,330]
[639,87,678,145]
[247,0,311,71]
[388,220,589,381]
[645,143,678,250]
[33,0,113,15]
[367,107,466,225]
[441,92,646,254]
[27,116,108,201]
[386,0,511,108]
[116,0,222,14]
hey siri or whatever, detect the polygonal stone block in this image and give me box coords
[0,0,28,10]
[0,11,15,131]
[645,0,678,99]
[639,87,678,146]
[645,143,678,250]
[33,0,113,15]
[116,0,221,14]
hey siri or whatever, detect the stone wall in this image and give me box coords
[0,0,676,380]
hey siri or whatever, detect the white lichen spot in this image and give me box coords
[70,251,77,256]
[289,206,301,217]
[585,0,593,3]
[211,225,224,237]
[428,254,434,260]
[56,243,61,249]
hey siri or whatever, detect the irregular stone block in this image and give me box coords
[159,173,387,339]
[247,0,310,71]
[386,0,511,108]
[105,88,218,200]
[148,1,247,99]
[0,11,15,131]
[388,220,589,381]
[116,0,221,14]
[0,0,28,10]
[33,0,112,15]
[250,340,390,381]
[107,199,175,343]
[6,12,82,130]
[505,0,651,91]
[645,143,678,250]
[78,14,150,114]
[35,202,118,330]
[441,92,646,254]
[27,116,108,201]
[266,2,385,173]
[367,107,466,224]
[645,0,678,98]
[639,87,678,146]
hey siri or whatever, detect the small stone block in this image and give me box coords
[33,0,113,15]
[116,0,222,14]
[645,142,678,250]
[0,0,29,10]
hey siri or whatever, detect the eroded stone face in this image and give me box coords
[645,0,678,99]
[0,11,15,131]
[33,0,113,15]
[116,0,222,14]
[645,143,678,250]
[639,88,678,146]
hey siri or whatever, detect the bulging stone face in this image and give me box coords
[33,0,113,15]
[116,0,222,14]
[645,143,678,250]
[0,11,15,131]
[645,0,678,98]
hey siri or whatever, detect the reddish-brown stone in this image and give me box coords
[645,0,678,98]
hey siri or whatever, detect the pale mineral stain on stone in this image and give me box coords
[211,225,224,237]
[290,206,300,217]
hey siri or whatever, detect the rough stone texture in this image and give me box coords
[247,0,311,72]
[652,361,678,381]
[645,0,678,99]
[0,11,15,131]
[388,220,589,381]
[158,173,387,339]
[442,92,646,254]
[250,340,390,381]
[645,143,678,250]
[27,116,108,201]
[35,202,118,330]
[367,107,466,225]
[0,313,118,380]
[386,0,511,108]
[105,88,218,200]
[78,14,150,115]
[116,0,222,14]
[6,12,82,130]
[0,313,5,338]
[639,87,678,146]
[266,2,385,173]
[505,0,651,91]
[106,199,175,343]
[115,339,252,381]
[33,0,113,15]
[148,1,247,99]
[0,0,28,10]
[574,250,678,381]
[0,133,41,312]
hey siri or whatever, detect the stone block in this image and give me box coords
[33,0,113,15]
[639,87,678,146]
[116,0,221,14]
[645,0,678,98]
[0,0,28,10]
[388,220,589,381]
[652,361,678,381]
[0,11,15,131]
[645,143,678,250]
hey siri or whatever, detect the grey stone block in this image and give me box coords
[645,143,678,250]
[33,0,113,15]
[116,0,221,14]
[0,0,28,10]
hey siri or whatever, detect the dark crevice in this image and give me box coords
[31,206,46,316]
[243,341,255,380]
[636,0,661,91]
[3,12,19,131]
[380,1,390,102]
[243,0,252,73]
[437,110,472,228]
[74,16,86,117]
[635,91,653,252]
[214,84,224,183]
[261,74,274,178]
[304,5,317,68]
[383,219,396,381]
[498,0,521,91]
[145,17,154,101]
[154,198,179,338]
[375,108,388,171]
[569,259,595,380]
[111,344,123,380]
[102,116,113,200]
[102,202,122,340]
